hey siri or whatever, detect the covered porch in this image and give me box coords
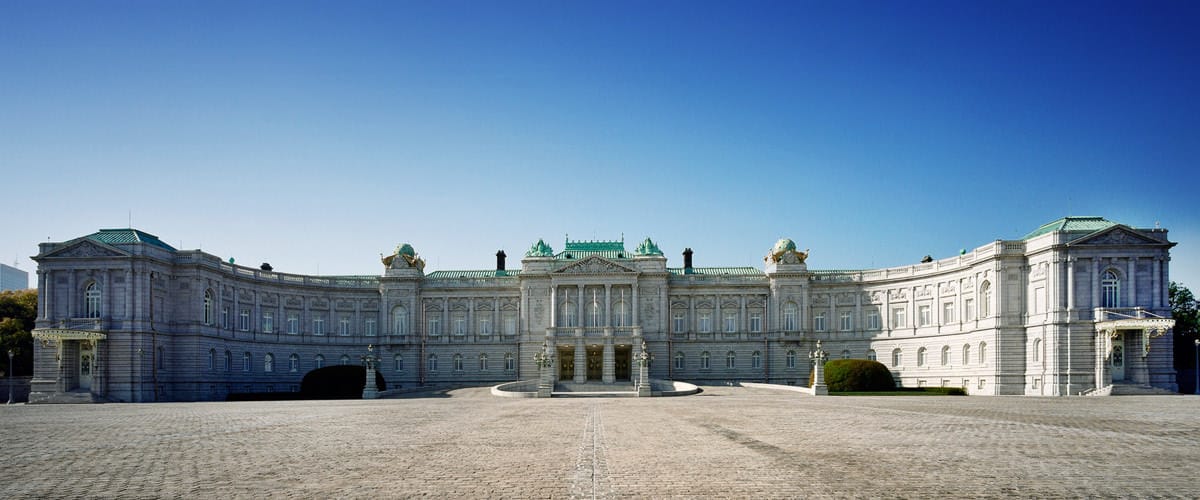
[29,326,107,403]
[1092,308,1174,394]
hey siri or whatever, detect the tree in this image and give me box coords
[0,289,37,377]
[1170,282,1199,393]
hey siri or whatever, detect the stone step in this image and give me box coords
[1110,383,1178,396]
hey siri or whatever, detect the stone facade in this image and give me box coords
[27,217,1178,402]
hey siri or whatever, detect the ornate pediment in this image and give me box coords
[554,256,636,275]
[1071,226,1166,246]
[43,240,128,259]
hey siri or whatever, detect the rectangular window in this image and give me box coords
[429,317,441,336]
[479,318,491,336]
[964,299,975,322]
[222,307,230,330]
[749,313,762,333]
[699,313,712,333]
[943,302,954,324]
[504,316,516,336]
[840,312,852,331]
[262,312,273,333]
[365,318,376,336]
[814,313,826,332]
[673,312,685,333]
[454,318,466,336]
[239,310,250,331]
[1034,287,1045,314]
[313,315,324,336]
[918,305,931,326]
[287,313,298,335]
[339,316,351,336]
[892,308,906,328]
[867,311,880,330]
[724,313,737,333]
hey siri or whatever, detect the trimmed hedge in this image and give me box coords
[823,359,896,392]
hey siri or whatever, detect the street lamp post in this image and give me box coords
[7,349,14,404]
[1193,339,1198,396]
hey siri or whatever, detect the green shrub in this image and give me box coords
[823,359,896,392]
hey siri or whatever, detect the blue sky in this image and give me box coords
[2,1,1198,289]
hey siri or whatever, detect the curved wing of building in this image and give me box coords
[27,218,1177,402]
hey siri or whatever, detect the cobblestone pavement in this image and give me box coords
[2,387,1199,498]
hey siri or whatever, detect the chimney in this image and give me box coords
[683,248,693,272]
[496,250,506,271]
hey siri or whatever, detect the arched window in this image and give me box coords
[479,353,488,371]
[243,352,252,372]
[562,301,577,327]
[786,350,797,368]
[941,346,950,366]
[264,353,274,372]
[979,281,992,317]
[224,350,232,371]
[203,290,214,325]
[700,351,711,369]
[783,302,799,331]
[840,350,851,360]
[963,344,971,365]
[339,354,351,365]
[725,351,736,369]
[614,299,630,327]
[917,347,927,367]
[84,282,101,319]
[979,342,987,365]
[393,305,408,335]
[314,354,325,369]
[866,349,877,362]
[586,298,602,327]
[394,354,404,371]
[1032,338,1042,363]
[453,353,464,371]
[751,351,762,369]
[208,349,216,371]
[427,354,438,372]
[1102,270,1121,308]
[504,353,515,371]
[674,352,684,370]
[289,353,299,372]
[892,348,902,367]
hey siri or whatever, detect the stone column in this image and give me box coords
[603,333,614,384]
[577,286,584,328]
[574,335,586,384]
[550,285,557,328]
[632,284,639,326]
[1128,258,1137,307]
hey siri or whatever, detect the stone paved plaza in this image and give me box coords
[2,387,1199,498]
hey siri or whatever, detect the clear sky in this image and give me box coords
[2,1,1198,289]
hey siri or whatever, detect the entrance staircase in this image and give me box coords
[552,381,637,398]
[1109,383,1180,396]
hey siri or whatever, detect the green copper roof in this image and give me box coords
[634,237,663,256]
[668,267,764,276]
[87,229,177,252]
[525,239,554,257]
[557,237,628,260]
[1022,216,1119,240]
[425,270,520,279]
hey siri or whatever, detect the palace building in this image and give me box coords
[28,216,1177,402]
